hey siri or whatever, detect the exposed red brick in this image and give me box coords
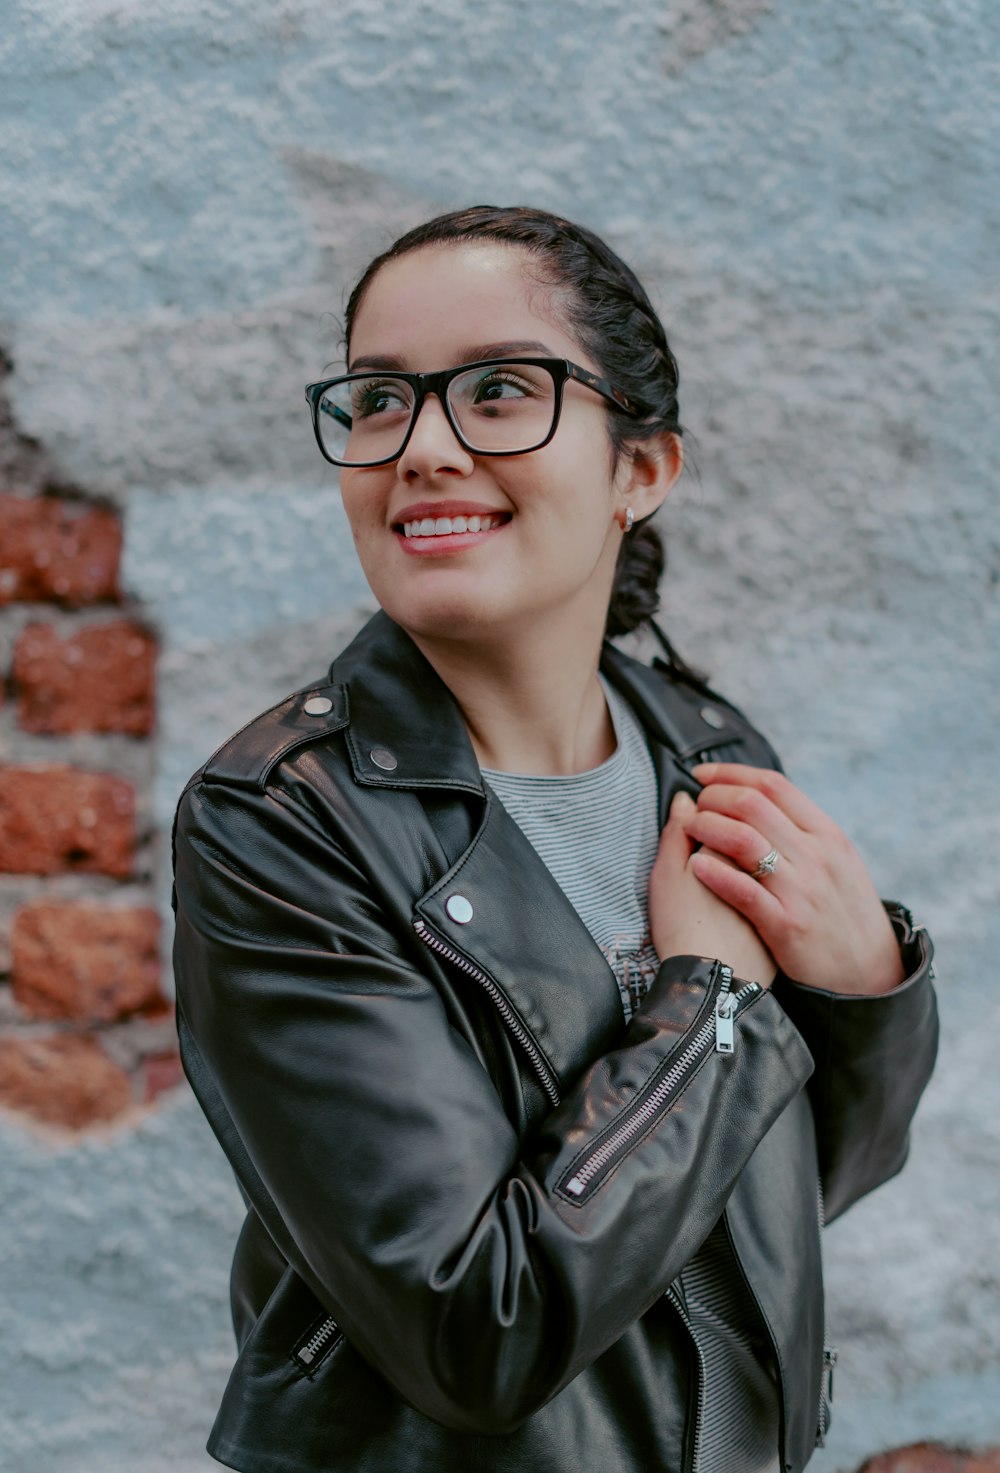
[12,619,156,735]
[0,765,135,876]
[858,1445,1000,1473]
[0,1033,133,1128]
[142,1048,186,1103]
[0,494,121,605]
[12,902,163,1023]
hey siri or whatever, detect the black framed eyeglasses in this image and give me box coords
[304,357,647,469]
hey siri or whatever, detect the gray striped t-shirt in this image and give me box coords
[482,679,661,1021]
[482,678,781,1473]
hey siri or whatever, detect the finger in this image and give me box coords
[689,847,784,931]
[693,782,801,855]
[684,809,792,878]
[691,763,826,834]
[654,789,698,870]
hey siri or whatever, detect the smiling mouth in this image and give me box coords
[395,513,511,539]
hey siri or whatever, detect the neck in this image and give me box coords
[410,605,616,776]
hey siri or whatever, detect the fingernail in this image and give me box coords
[692,762,715,778]
[671,790,695,815]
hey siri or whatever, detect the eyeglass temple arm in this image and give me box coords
[565,363,639,416]
[307,385,352,430]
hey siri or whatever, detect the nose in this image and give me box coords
[396,393,475,483]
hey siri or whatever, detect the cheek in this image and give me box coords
[339,475,385,539]
[529,432,617,513]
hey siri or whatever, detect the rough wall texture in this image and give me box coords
[0,1,997,1469]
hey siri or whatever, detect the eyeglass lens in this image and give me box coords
[316,361,558,465]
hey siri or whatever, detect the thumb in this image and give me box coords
[668,788,697,825]
[656,789,697,865]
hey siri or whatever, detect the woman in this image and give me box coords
[171,206,938,1473]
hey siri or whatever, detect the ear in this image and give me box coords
[614,431,683,522]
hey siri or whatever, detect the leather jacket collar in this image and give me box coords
[329,610,751,805]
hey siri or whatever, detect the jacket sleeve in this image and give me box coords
[771,904,938,1224]
[679,694,940,1230]
[172,774,815,1436]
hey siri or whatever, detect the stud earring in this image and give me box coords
[622,507,634,533]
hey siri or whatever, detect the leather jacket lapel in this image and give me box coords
[331,612,485,795]
[415,790,626,1094]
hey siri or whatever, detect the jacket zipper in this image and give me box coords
[665,1284,706,1473]
[718,1207,788,1473]
[717,1176,834,1465]
[815,1177,838,1446]
[292,1313,342,1371]
[413,917,561,1107]
[816,1346,838,1446]
[561,967,761,1201]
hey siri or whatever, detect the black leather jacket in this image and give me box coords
[171,611,938,1473]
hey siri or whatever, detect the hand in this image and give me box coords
[649,790,777,987]
[684,763,905,995]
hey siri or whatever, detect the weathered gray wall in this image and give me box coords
[1,0,997,1468]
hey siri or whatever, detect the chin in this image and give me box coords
[377,584,518,644]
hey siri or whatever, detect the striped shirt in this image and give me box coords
[482,679,781,1473]
[482,678,661,1021]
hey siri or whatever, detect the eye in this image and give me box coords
[474,374,527,403]
[451,363,552,420]
[351,378,412,420]
[471,370,534,405]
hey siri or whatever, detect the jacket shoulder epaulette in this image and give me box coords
[195,680,350,792]
[602,642,783,772]
[648,658,783,770]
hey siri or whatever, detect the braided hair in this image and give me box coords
[344,206,687,658]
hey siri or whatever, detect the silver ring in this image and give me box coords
[752,848,780,879]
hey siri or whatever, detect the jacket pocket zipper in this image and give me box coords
[413,917,561,1107]
[292,1312,343,1372]
[560,966,761,1201]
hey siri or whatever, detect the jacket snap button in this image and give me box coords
[303,695,333,716]
[699,704,725,730]
[446,894,473,924]
[370,747,398,771]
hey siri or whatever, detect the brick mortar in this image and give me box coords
[0,722,159,795]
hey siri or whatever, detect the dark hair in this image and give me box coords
[344,205,685,650]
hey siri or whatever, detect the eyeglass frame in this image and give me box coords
[303,356,650,468]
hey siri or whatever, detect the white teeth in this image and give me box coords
[401,513,504,538]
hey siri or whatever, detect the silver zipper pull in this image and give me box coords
[715,996,735,1053]
[715,964,735,1053]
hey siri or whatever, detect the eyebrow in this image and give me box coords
[348,340,557,372]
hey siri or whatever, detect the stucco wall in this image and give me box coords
[1,1,997,1469]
